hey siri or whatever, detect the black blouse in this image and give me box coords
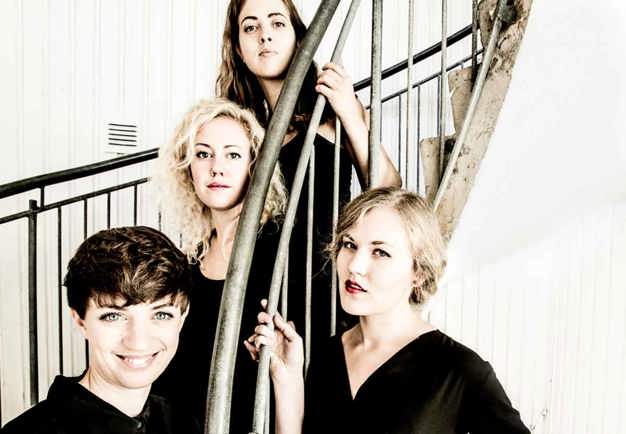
[153,224,280,433]
[278,132,355,354]
[304,330,530,434]
[0,375,199,434]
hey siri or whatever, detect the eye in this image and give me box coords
[340,240,356,250]
[272,20,286,29]
[227,152,242,160]
[154,311,174,321]
[195,150,211,159]
[373,248,391,258]
[99,312,124,322]
[243,24,257,33]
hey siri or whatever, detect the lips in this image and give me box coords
[208,182,229,189]
[345,280,366,294]
[116,352,158,369]
[259,49,277,57]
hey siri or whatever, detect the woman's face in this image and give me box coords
[336,206,418,317]
[236,0,297,81]
[189,116,252,212]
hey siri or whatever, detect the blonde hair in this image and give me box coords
[331,187,447,305]
[154,98,286,261]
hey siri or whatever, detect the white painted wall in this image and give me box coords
[0,0,478,425]
[428,0,626,432]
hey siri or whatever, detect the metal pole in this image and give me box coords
[281,253,288,319]
[330,119,341,336]
[471,0,479,82]
[206,2,343,433]
[368,0,383,188]
[249,2,360,432]
[57,207,64,375]
[438,0,448,178]
[28,199,39,405]
[406,0,416,190]
[433,0,513,211]
[305,149,314,374]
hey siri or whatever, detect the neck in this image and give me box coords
[210,203,243,256]
[356,304,432,349]
[79,368,150,417]
[258,77,285,112]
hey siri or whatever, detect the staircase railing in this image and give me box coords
[0,1,487,429]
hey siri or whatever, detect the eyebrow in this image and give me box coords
[343,234,393,247]
[194,143,243,149]
[97,301,176,310]
[240,12,287,24]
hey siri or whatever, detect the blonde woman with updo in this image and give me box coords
[151,98,286,432]
[247,187,530,434]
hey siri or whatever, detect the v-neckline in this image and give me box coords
[338,329,439,401]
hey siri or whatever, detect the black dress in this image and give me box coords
[278,132,355,355]
[0,375,199,434]
[153,223,280,433]
[303,330,530,434]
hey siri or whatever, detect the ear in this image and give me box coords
[70,309,88,339]
[178,306,190,331]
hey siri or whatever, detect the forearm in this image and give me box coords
[340,113,402,188]
[273,375,304,434]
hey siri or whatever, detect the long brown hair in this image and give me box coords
[216,0,334,132]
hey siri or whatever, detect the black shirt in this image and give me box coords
[304,330,530,434]
[278,132,355,354]
[0,375,199,434]
[153,224,280,433]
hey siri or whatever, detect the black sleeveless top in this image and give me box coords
[278,132,354,354]
[153,223,280,433]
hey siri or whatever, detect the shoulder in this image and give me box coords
[1,400,57,433]
[423,331,492,384]
[148,394,201,434]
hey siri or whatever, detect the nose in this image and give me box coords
[347,249,368,277]
[260,27,272,44]
[210,157,224,177]
[123,318,151,351]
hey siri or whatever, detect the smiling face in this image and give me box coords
[189,116,252,212]
[72,297,187,393]
[336,206,418,317]
[237,0,297,80]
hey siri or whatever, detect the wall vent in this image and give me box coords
[105,122,139,155]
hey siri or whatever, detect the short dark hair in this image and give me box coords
[64,226,191,318]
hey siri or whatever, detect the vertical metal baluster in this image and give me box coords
[406,0,416,190]
[264,388,270,434]
[281,254,289,319]
[28,200,39,405]
[158,210,162,232]
[471,0,479,82]
[368,0,383,188]
[106,192,111,229]
[83,199,89,366]
[305,148,315,374]
[397,96,404,182]
[133,185,138,225]
[57,207,64,375]
[438,0,448,177]
[39,187,45,208]
[416,85,422,191]
[330,119,341,336]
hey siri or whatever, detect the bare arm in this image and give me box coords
[316,62,402,188]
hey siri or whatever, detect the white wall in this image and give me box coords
[429,0,626,432]
[0,0,476,425]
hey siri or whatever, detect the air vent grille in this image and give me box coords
[107,123,138,147]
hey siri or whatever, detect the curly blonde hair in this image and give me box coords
[154,98,286,262]
[330,187,447,305]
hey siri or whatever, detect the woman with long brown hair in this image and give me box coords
[217,0,402,356]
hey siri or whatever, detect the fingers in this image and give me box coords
[273,313,301,343]
[321,62,346,76]
[243,336,259,361]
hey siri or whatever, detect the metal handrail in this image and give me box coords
[353,24,472,91]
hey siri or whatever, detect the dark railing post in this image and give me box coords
[368,0,383,188]
[27,199,39,405]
